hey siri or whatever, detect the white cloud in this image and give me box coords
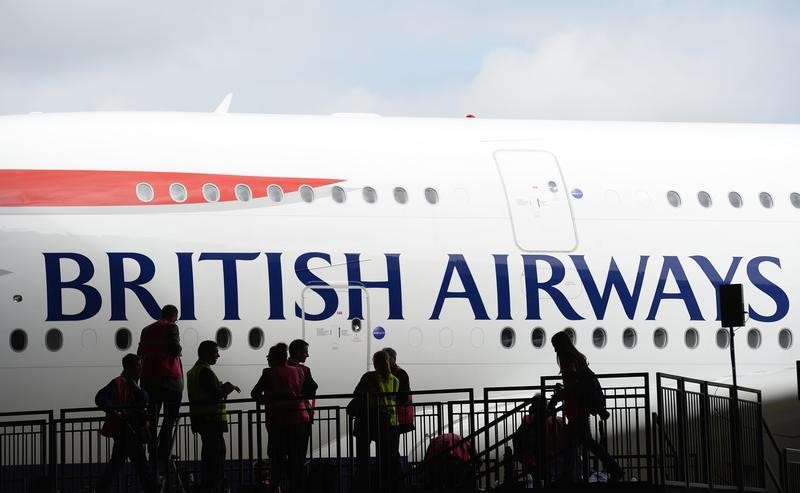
[1,2,798,123]
[457,11,800,122]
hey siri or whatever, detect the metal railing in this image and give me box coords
[655,372,765,491]
[0,410,55,493]
[0,371,780,492]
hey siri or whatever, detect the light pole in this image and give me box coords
[719,283,745,492]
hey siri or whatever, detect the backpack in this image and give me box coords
[578,367,609,419]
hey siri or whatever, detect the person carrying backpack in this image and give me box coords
[95,354,156,493]
[548,331,623,483]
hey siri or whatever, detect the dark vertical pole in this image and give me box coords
[729,326,743,492]
[676,377,688,488]
[796,361,799,400]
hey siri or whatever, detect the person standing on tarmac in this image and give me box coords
[187,340,240,493]
[548,331,623,483]
[95,354,156,493]
[137,304,184,476]
[288,339,319,458]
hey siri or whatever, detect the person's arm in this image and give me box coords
[251,371,267,403]
[167,323,182,357]
[302,367,318,397]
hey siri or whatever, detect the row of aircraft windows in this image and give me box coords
[6,325,795,353]
[7,326,247,353]
[666,190,800,209]
[135,182,441,205]
[500,326,794,350]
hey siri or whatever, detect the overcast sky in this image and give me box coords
[1,1,799,122]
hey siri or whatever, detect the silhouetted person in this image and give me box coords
[251,343,309,493]
[548,331,622,482]
[384,347,413,489]
[96,354,156,493]
[423,433,476,493]
[288,338,318,460]
[138,304,184,476]
[187,340,240,493]
[513,394,566,484]
[383,347,414,433]
[352,350,400,493]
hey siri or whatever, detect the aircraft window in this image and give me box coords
[10,329,27,352]
[202,184,220,202]
[136,183,154,202]
[235,184,252,202]
[500,327,516,348]
[759,192,773,209]
[778,328,793,349]
[267,184,284,202]
[248,327,264,349]
[352,319,362,332]
[439,327,455,348]
[684,328,699,349]
[393,187,408,204]
[697,191,712,208]
[362,187,378,204]
[592,328,607,348]
[666,191,682,207]
[332,186,346,203]
[115,328,131,350]
[45,328,63,352]
[790,193,800,209]
[216,327,232,349]
[564,327,576,345]
[169,183,188,203]
[716,329,730,349]
[623,328,637,348]
[531,327,546,348]
[424,187,439,204]
[747,328,762,349]
[13,294,22,303]
[299,185,315,203]
[728,191,743,208]
[653,328,668,348]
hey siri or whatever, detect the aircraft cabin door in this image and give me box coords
[494,150,577,252]
[300,285,371,394]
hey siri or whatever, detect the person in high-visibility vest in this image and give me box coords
[187,340,240,493]
[351,350,401,493]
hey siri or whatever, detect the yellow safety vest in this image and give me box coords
[187,361,228,428]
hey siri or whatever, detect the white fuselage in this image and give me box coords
[0,113,798,441]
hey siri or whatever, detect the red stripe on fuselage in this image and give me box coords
[0,170,342,207]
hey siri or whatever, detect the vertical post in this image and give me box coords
[676,377,688,488]
[48,411,57,493]
[729,326,744,492]
[796,361,799,400]
[699,381,712,485]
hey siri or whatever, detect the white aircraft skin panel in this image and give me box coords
[0,112,798,449]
